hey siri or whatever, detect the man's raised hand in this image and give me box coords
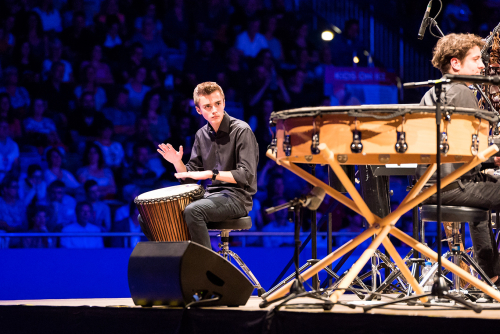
[157,143,183,164]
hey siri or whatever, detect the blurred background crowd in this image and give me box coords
[0,0,496,248]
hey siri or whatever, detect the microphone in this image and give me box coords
[418,0,433,40]
[444,74,500,85]
[301,186,326,211]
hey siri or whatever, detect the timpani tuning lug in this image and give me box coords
[283,135,292,156]
[395,131,408,153]
[268,138,277,154]
[440,132,450,155]
[311,133,320,154]
[350,130,363,153]
[471,134,479,156]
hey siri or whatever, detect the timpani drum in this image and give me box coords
[270,105,498,165]
[135,184,205,241]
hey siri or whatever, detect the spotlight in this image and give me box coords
[353,56,360,64]
[321,31,334,41]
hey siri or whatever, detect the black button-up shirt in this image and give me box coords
[182,112,258,212]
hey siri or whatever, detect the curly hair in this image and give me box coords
[193,82,225,106]
[432,33,485,74]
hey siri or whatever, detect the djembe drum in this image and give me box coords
[134,184,204,241]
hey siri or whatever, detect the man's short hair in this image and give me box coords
[432,33,485,74]
[193,82,225,106]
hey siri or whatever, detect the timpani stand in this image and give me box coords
[260,103,500,307]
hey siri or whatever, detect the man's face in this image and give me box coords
[4,181,18,199]
[195,91,225,130]
[77,204,93,225]
[82,94,95,109]
[452,46,485,75]
[49,186,65,202]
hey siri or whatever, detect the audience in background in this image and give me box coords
[0,0,485,248]
[60,201,103,248]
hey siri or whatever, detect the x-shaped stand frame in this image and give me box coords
[263,144,500,304]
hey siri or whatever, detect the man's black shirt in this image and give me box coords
[182,112,258,212]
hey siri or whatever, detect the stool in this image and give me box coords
[420,204,496,292]
[207,216,266,296]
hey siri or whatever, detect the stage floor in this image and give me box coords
[2,294,500,334]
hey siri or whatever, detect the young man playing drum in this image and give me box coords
[157,82,258,249]
[418,33,500,283]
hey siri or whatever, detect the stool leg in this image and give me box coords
[217,230,231,261]
[227,250,266,296]
[452,222,461,292]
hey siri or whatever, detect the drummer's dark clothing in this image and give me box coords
[418,81,500,278]
[181,111,258,249]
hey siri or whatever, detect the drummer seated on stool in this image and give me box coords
[417,33,500,283]
[156,81,258,249]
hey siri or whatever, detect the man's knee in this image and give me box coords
[184,202,203,223]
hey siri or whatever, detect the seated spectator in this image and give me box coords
[262,15,283,61]
[42,39,74,83]
[12,40,42,86]
[0,66,30,112]
[224,47,249,98]
[41,61,74,115]
[101,88,136,138]
[0,118,20,182]
[112,201,147,247]
[184,39,224,84]
[123,117,155,162]
[102,15,123,57]
[141,90,170,146]
[336,214,370,248]
[77,143,116,198]
[134,2,163,34]
[329,19,365,67]
[69,91,108,143]
[60,10,96,62]
[60,201,104,248]
[43,147,80,190]
[114,184,140,222]
[46,180,76,231]
[0,176,27,233]
[21,11,49,60]
[235,16,268,58]
[18,164,47,207]
[94,119,124,169]
[123,65,150,111]
[118,43,145,84]
[23,97,59,149]
[149,54,176,92]
[95,0,126,31]
[23,205,55,248]
[162,0,189,49]
[80,45,114,85]
[262,198,295,248]
[120,142,157,192]
[0,93,22,139]
[129,17,169,60]
[84,180,111,232]
[33,0,62,33]
[74,64,107,111]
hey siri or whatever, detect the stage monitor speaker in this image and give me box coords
[128,241,254,307]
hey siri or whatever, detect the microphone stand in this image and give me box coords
[260,197,334,310]
[364,80,482,313]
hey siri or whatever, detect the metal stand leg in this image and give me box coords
[217,230,266,297]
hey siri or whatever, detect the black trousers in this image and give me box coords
[425,180,500,278]
[182,193,247,249]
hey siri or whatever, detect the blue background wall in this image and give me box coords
[0,245,412,300]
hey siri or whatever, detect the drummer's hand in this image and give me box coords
[157,143,183,164]
[494,157,500,167]
[174,171,212,180]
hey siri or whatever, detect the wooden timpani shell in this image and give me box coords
[271,105,497,165]
[134,184,205,242]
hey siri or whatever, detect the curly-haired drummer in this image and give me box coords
[157,82,258,249]
[418,33,500,282]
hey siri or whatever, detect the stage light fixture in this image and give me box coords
[353,56,360,64]
[321,31,334,41]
